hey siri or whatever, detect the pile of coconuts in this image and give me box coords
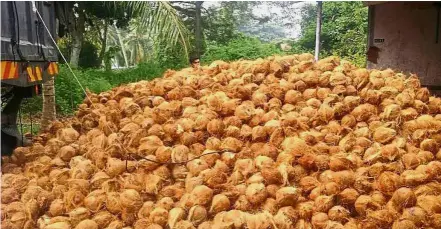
[2,53,441,229]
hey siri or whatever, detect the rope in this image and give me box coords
[18,103,24,147]
[28,99,34,138]
[127,149,231,166]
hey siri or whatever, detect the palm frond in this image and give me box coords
[122,1,190,58]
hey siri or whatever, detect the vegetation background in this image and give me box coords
[21,1,368,133]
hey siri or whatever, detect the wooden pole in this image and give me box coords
[315,1,322,61]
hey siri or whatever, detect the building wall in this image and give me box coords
[367,2,441,91]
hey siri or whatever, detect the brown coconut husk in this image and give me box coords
[92,211,116,228]
[187,205,207,226]
[400,207,427,227]
[69,207,90,227]
[75,219,98,229]
[84,190,106,213]
[376,171,404,195]
[209,194,230,214]
[314,195,335,212]
[416,195,441,214]
[147,207,168,227]
[276,187,300,207]
[310,212,329,229]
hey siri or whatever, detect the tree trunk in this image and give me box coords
[69,11,85,68]
[40,77,56,131]
[98,21,109,66]
[314,1,322,61]
[195,1,203,56]
[115,25,129,67]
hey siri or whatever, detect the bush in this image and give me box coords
[57,38,101,68]
[202,34,283,63]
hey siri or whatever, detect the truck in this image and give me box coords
[1,1,58,156]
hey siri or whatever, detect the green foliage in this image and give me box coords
[85,2,133,28]
[204,2,241,45]
[104,46,121,71]
[154,42,189,70]
[293,2,368,67]
[202,34,282,63]
[78,41,101,69]
[57,38,101,69]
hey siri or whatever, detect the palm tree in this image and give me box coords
[124,19,155,65]
[124,1,190,57]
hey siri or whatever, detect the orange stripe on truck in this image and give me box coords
[53,63,58,74]
[35,66,43,81]
[27,66,36,82]
[48,62,54,75]
[2,61,11,79]
[1,62,7,79]
[8,62,18,79]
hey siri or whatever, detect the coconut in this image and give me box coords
[391,188,416,208]
[252,126,267,142]
[391,220,417,229]
[321,182,341,196]
[189,185,213,206]
[105,220,124,229]
[373,127,397,143]
[220,137,243,153]
[366,209,395,228]
[1,188,20,204]
[92,211,115,228]
[328,206,350,223]
[274,209,294,229]
[69,207,90,227]
[401,170,428,186]
[311,212,329,229]
[351,104,377,122]
[149,207,168,227]
[261,198,278,215]
[119,189,142,212]
[420,139,439,153]
[83,190,106,213]
[377,171,404,195]
[318,104,335,122]
[261,167,283,185]
[138,136,164,156]
[207,119,225,137]
[276,187,300,207]
[210,194,230,214]
[75,219,98,229]
[133,218,153,229]
[45,222,72,229]
[401,153,420,170]
[167,207,186,229]
[245,183,267,205]
[431,214,441,228]
[314,195,335,212]
[49,199,66,217]
[400,207,427,227]
[417,151,435,165]
[338,188,359,206]
[188,205,207,225]
[294,219,313,229]
[106,192,122,214]
[416,195,441,214]
[245,212,273,229]
[234,195,252,211]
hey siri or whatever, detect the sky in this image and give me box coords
[203,1,313,39]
